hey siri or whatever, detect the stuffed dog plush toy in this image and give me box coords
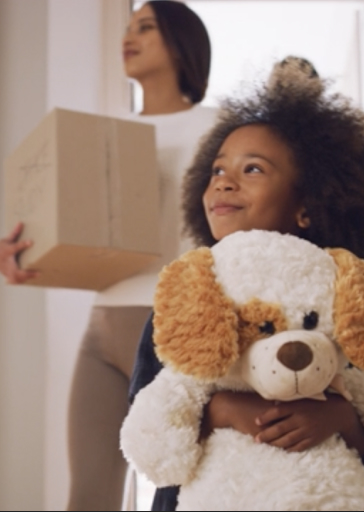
[121,230,364,511]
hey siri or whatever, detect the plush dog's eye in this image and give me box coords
[303,311,319,330]
[259,321,275,335]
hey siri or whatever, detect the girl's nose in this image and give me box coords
[214,175,238,191]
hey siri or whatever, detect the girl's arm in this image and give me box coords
[255,393,364,455]
[200,390,273,440]
[202,383,364,456]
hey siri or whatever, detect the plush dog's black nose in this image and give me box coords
[277,341,313,371]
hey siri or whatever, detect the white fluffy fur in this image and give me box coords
[121,368,212,487]
[212,230,336,336]
[177,412,364,511]
[121,231,364,510]
[122,368,364,511]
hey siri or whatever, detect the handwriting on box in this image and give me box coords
[13,141,51,218]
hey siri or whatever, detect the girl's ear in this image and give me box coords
[153,247,240,380]
[326,248,364,369]
[296,206,311,229]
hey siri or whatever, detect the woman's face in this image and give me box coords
[203,124,309,241]
[122,3,175,82]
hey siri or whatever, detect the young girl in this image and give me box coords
[128,62,364,511]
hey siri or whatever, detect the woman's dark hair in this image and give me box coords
[182,63,364,258]
[147,0,211,103]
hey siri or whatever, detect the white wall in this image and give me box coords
[0,1,131,510]
[44,3,102,508]
[0,2,48,510]
[187,0,364,107]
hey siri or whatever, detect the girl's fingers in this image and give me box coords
[255,418,295,444]
[256,424,305,449]
[255,403,289,427]
[286,438,313,453]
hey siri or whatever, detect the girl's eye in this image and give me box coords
[211,167,225,176]
[245,165,262,174]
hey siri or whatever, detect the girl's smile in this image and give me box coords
[210,202,243,216]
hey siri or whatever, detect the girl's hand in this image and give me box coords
[200,391,273,440]
[0,223,39,284]
[201,391,364,458]
[255,393,364,455]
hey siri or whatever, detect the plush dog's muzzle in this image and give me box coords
[232,330,340,401]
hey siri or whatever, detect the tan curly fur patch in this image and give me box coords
[238,299,288,351]
[328,248,364,369]
[153,248,239,380]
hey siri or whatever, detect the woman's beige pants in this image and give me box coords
[66,305,152,511]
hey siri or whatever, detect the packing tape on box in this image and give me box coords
[97,117,123,248]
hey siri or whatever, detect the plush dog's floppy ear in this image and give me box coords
[327,248,364,369]
[153,247,239,380]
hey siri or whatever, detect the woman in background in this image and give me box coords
[0,2,217,510]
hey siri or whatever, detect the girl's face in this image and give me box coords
[122,4,175,82]
[203,124,309,241]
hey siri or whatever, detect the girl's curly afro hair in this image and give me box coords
[182,62,364,258]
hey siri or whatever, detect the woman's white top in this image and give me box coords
[95,104,218,307]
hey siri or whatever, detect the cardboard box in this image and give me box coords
[4,108,161,291]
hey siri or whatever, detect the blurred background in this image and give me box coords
[133,0,364,108]
[0,1,363,510]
